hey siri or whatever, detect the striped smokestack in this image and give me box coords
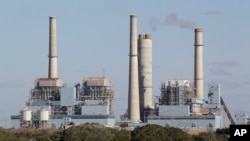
[48,16,58,78]
[194,28,204,100]
[128,14,140,122]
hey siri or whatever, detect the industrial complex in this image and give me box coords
[11,17,115,128]
[10,15,246,130]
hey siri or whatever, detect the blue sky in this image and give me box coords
[1,0,250,127]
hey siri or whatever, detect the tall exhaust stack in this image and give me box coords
[194,28,204,100]
[138,34,153,121]
[128,14,140,122]
[48,16,58,78]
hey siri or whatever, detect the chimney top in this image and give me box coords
[138,34,145,40]
[49,16,56,19]
[145,34,151,39]
[130,14,137,18]
[195,28,202,32]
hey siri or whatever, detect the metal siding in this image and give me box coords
[50,117,115,128]
[207,83,221,108]
[148,118,216,129]
[81,105,109,115]
[36,79,63,87]
[159,105,190,116]
[61,87,76,106]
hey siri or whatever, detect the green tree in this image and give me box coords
[112,129,131,141]
[131,124,192,141]
[63,123,115,141]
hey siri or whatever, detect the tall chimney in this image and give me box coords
[128,14,140,122]
[194,28,204,99]
[138,34,153,121]
[48,16,58,78]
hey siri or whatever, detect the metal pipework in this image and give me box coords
[194,28,204,100]
[128,14,140,122]
[138,34,153,121]
[48,16,58,78]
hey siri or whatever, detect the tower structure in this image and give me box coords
[48,16,58,79]
[138,34,153,121]
[127,15,140,122]
[194,28,204,100]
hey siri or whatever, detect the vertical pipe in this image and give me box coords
[128,14,140,122]
[48,16,58,78]
[138,34,152,121]
[194,28,204,100]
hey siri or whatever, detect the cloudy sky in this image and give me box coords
[1,0,250,127]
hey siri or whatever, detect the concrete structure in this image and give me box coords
[138,34,153,121]
[194,28,204,100]
[10,16,115,128]
[48,16,58,79]
[128,14,140,122]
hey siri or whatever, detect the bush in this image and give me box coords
[63,123,115,141]
[112,129,131,141]
[131,124,192,141]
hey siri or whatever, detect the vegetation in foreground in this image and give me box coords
[0,123,229,141]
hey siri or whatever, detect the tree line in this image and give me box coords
[0,123,229,141]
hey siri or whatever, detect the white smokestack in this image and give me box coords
[48,16,58,78]
[128,14,140,122]
[138,34,153,121]
[194,28,204,99]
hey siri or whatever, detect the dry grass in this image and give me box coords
[4,128,63,135]
[184,128,214,135]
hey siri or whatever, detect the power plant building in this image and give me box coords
[145,29,234,129]
[10,14,235,130]
[123,18,234,129]
[147,83,233,129]
[11,16,115,128]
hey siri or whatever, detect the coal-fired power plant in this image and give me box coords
[10,16,115,128]
[123,14,233,129]
[10,14,236,130]
[127,15,140,122]
[48,16,58,79]
[194,28,204,100]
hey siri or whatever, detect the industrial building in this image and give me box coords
[122,14,234,130]
[10,14,236,130]
[11,16,115,128]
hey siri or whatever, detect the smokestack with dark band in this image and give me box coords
[128,14,140,122]
[194,28,204,100]
[48,16,58,78]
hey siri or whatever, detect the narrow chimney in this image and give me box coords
[138,34,153,121]
[48,16,58,78]
[128,14,140,122]
[194,28,204,99]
